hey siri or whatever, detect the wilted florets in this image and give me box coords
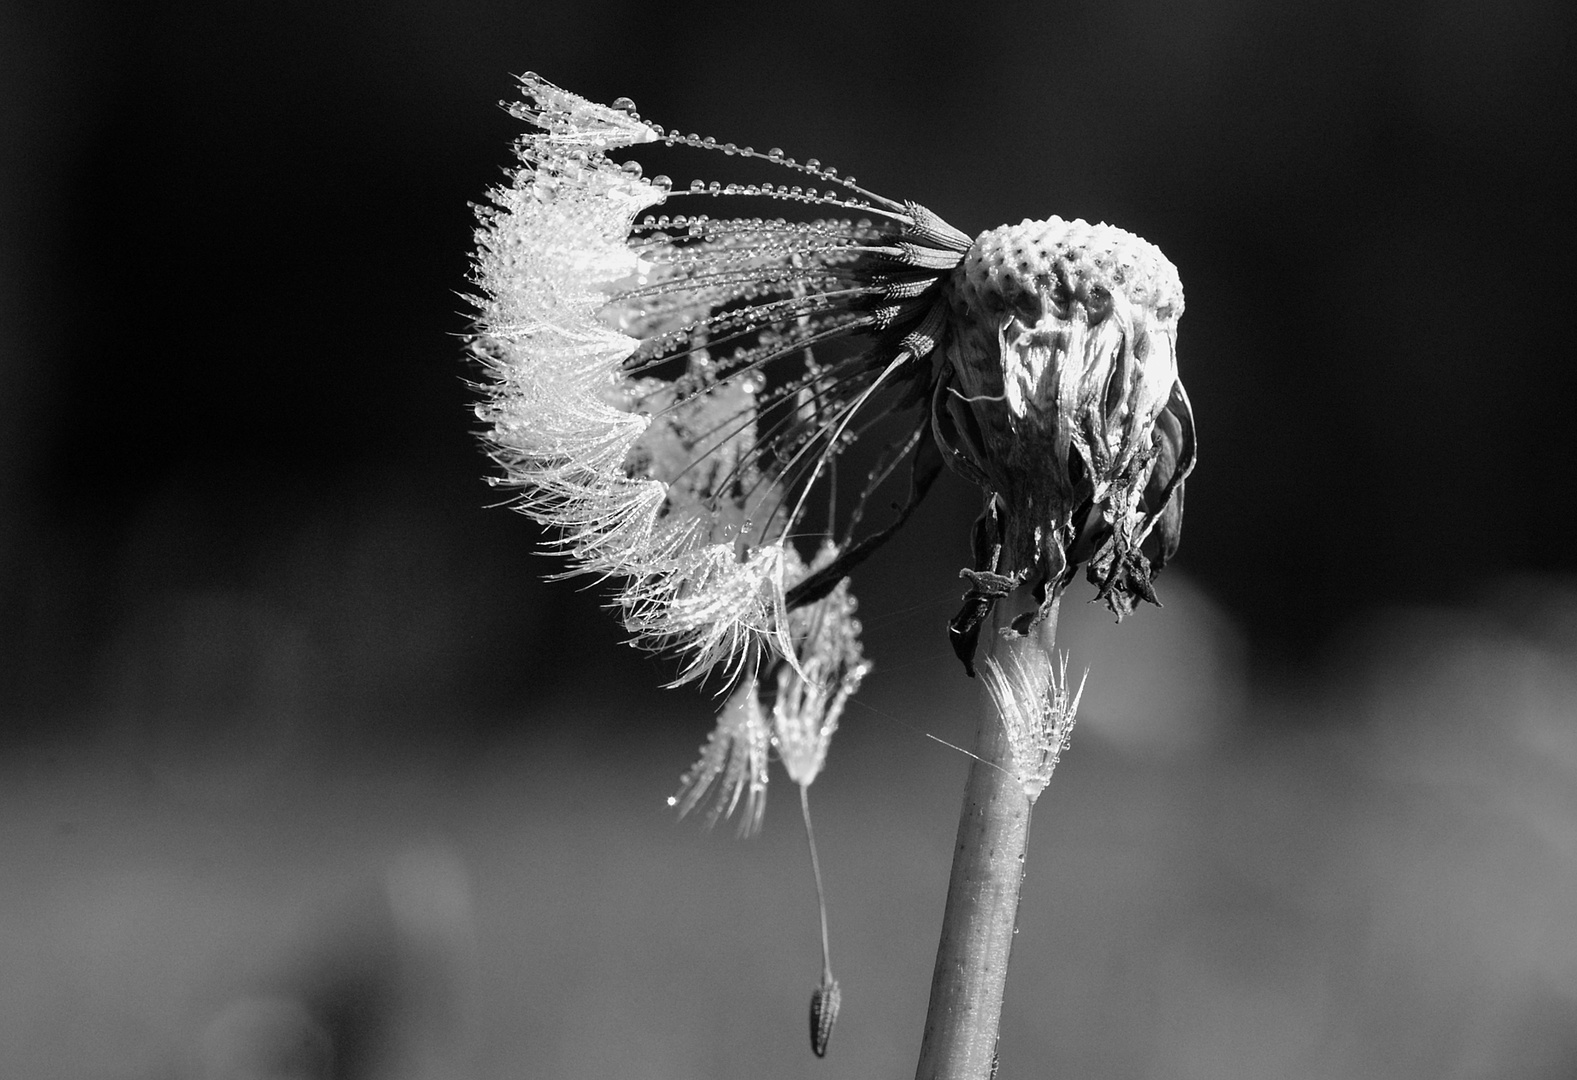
[935,218,1195,667]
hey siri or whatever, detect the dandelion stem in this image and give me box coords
[914,596,1061,1080]
[799,781,834,982]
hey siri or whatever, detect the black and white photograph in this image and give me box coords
[2,1,1574,1076]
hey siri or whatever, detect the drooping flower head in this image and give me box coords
[468,75,1193,827]
[936,218,1197,670]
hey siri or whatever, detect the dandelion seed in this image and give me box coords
[981,633,1087,802]
[467,74,1193,822]
[774,549,870,788]
[672,677,770,835]
[809,971,841,1058]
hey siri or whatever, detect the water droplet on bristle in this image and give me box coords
[702,135,717,147]
[653,174,673,192]
[688,179,705,193]
[805,158,821,170]
[620,160,643,178]
[723,142,737,155]
[767,147,784,160]
[707,181,721,195]
[611,96,637,113]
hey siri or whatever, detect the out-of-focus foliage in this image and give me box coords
[4,581,1574,1078]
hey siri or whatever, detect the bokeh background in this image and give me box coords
[3,0,1575,1077]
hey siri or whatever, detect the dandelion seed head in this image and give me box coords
[468,75,1194,818]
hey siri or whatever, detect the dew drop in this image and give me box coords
[783,156,798,167]
[689,179,705,193]
[805,158,821,170]
[611,96,637,113]
[620,159,643,178]
[844,175,857,186]
[653,174,673,192]
[767,147,784,160]
[824,165,838,177]
[707,181,721,195]
[741,146,755,156]
[723,142,737,155]
[702,135,717,147]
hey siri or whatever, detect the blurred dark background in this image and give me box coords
[2,1,1575,1078]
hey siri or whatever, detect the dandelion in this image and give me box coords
[469,71,1192,790]
[467,73,1195,1071]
